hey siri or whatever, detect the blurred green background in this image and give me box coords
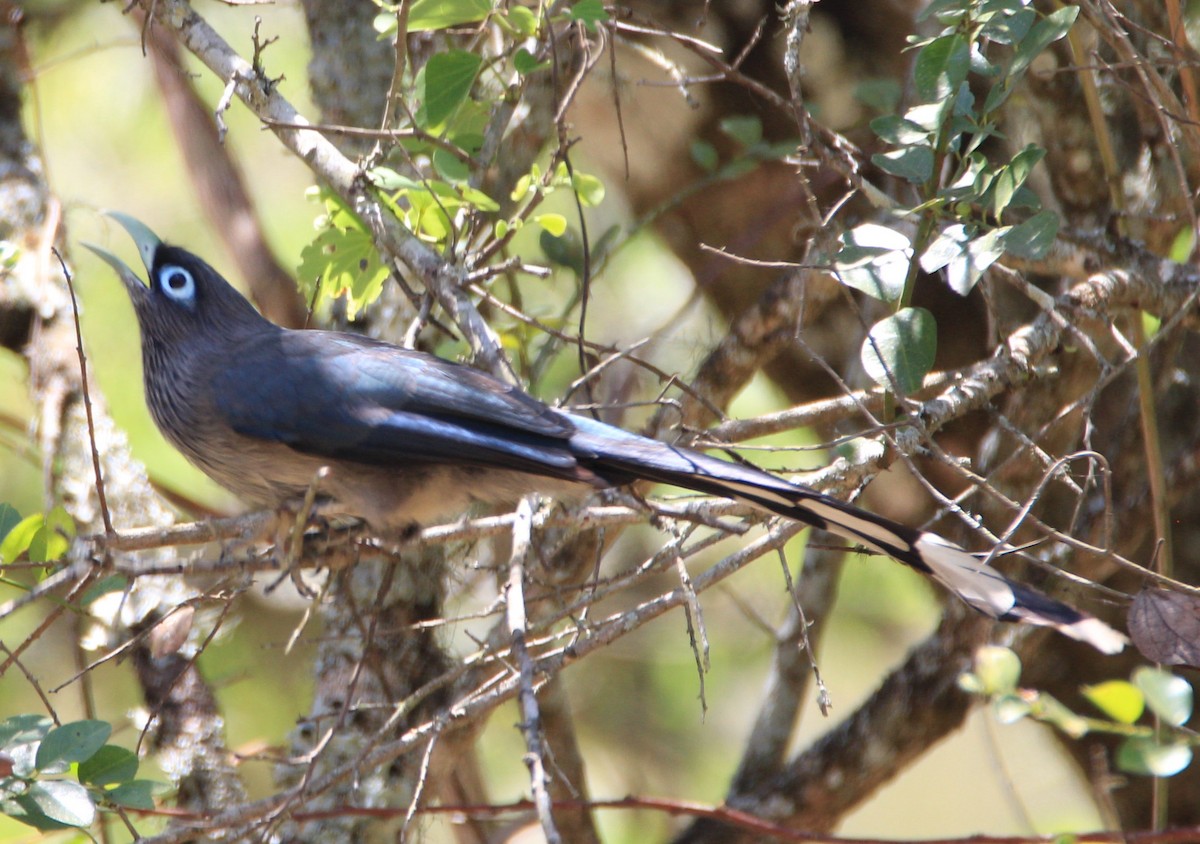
[2,4,1103,841]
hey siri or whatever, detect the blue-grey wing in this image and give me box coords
[210,330,593,480]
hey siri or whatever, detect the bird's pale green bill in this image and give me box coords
[82,212,163,291]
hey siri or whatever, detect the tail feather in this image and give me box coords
[570,419,1127,654]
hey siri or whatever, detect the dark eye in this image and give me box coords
[159,265,196,303]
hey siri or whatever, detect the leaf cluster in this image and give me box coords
[0,716,161,832]
[832,0,1072,395]
[962,647,1198,779]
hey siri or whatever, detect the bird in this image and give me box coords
[85,212,1128,654]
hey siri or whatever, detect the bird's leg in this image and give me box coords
[264,467,332,598]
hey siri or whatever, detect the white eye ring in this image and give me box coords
[159,265,196,302]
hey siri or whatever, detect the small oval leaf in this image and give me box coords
[27,780,96,827]
[571,171,606,206]
[833,224,913,302]
[107,779,158,811]
[534,214,567,237]
[861,307,937,394]
[1002,210,1060,259]
[1082,680,1145,725]
[36,720,112,770]
[974,645,1022,695]
[1134,666,1193,727]
[1116,737,1193,777]
[407,0,493,32]
[0,502,21,544]
[872,145,934,183]
[78,744,139,786]
[0,513,43,564]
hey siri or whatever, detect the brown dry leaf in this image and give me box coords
[1129,589,1200,668]
[149,605,195,658]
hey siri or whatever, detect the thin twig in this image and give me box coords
[53,247,113,537]
[505,497,561,844]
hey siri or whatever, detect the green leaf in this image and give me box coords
[920,224,967,274]
[432,148,470,182]
[916,0,972,24]
[973,645,1021,695]
[0,513,42,564]
[8,794,73,831]
[1002,210,1059,259]
[947,229,1005,295]
[992,169,1017,219]
[25,780,95,827]
[417,51,483,130]
[922,225,1004,295]
[1134,666,1193,727]
[992,145,1045,217]
[0,714,52,747]
[914,33,970,102]
[408,192,452,241]
[567,0,609,31]
[833,223,912,302]
[1169,224,1196,263]
[968,43,1000,78]
[299,192,392,319]
[861,307,937,394]
[872,145,934,183]
[105,777,158,811]
[1082,680,1145,725]
[951,79,975,118]
[982,6,1076,113]
[534,214,567,237]
[407,0,493,31]
[453,183,501,212]
[36,720,111,770]
[372,10,398,38]
[1005,145,1046,188]
[690,140,719,172]
[106,779,158,811]
[540,229,584,275]
[506,5,539,36]
[298,227,390,320]
[28,506,73,564]
[0,503,20,545]
[367,167,421,192]
[511,170,536,202]
[1143,311,1161,340]
[870,115,931,145]
[571,171,606,206]
[957,671,984,694]
[0,241,20,270]
[1010,6,1078,79]
[80,575,128,606]
[980,4,1036,46]
[718,115,763,148]
[513,48,549,75]
[78,745,138,786]
[1116,737,1193,777]
[903,102,946,132]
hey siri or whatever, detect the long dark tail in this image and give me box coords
[569,416,1127,654]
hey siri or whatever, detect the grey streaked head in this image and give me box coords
[85,213,268,342]
[85,212,285,505]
